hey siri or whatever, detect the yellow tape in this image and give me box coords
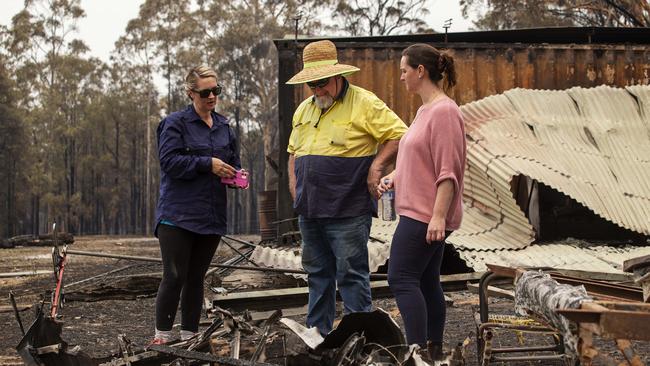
[303,59,338,68]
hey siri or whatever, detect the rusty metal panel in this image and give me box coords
[288,43,650,128]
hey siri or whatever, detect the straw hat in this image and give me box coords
[286,40,360,84]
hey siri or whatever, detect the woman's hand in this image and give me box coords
[376,172,395,198]
[426,216,446,244]
[211,158,236,178]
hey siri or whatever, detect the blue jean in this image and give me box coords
[299,214,373,335]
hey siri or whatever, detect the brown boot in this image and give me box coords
[427,341,444,361]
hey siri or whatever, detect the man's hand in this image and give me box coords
[367,168,382,199]
[368,140,399,199]
[211,158,236,178]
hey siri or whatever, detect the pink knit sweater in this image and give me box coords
[394,97,466,229]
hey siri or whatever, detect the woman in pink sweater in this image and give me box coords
[377,44,466,361]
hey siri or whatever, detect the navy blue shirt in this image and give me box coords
[155,105,241,236]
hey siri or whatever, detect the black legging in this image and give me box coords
[156,224,219,332]
[387,216,451,346]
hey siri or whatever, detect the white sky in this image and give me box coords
[1,0,474,63]
[0,0,141,62]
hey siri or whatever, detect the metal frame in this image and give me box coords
[476,270,568,366]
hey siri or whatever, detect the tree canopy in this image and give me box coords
[461,0,650,30]
[0,0,433,238]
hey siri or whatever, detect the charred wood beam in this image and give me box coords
[0,304,31,313]
[624,254,650,273]
[1,233,74,248]
[98,350,161,366]
[250,310,282,363]
[624,254,650,303]
[215,273,484,311]
[146,344,279,366]
[65,275,161,302]
[186,318,224,352]
[549,273,643,302]
[0,270,51,278]
[558,301,650,341]
[486,264,643,302]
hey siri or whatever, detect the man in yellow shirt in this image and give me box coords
[286,40,407,335]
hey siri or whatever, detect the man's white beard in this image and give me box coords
[315,94,334,109]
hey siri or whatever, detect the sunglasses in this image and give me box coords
[307,77,330,89]
[192,84,222,98]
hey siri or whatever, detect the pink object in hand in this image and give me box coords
[221,169,249,189]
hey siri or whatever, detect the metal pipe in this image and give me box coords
[479,271,499,323]
[67,249,390,279]
[492,354,565,362]
[205,248,255,278]
[268,217,298,225]
[64,265,136,289]
[221,235,259,248]
[220,238,259,267]
[478,322,556,334]
[490,345,560,353]
[9,291,25,336]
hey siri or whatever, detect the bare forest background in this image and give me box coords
[0,0,647,238]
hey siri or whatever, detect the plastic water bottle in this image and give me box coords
[380,179,396,221]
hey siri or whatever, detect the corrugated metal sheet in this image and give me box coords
[262,85,650,273]
[455,85,650,252]
[457,242,650,273]
[250,223,650,276]
[250,217,397,279]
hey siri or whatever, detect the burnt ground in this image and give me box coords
[0,236,649,365]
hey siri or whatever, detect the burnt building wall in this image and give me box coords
[274,27,650,235]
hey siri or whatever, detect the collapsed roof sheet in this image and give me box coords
[456,85,650,251]
[250,218,649,276]
[457,241,650,273]
[253,86,649,274]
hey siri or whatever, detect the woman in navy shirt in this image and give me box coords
[152,65,240,344]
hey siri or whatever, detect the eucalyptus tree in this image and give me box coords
[6,0,104,234]
[0,60,27,238]
[193,0,331,232]
[126,0,199,112]
[114,13,166,235]
[332,0,432,36]
[461,0,650,29]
